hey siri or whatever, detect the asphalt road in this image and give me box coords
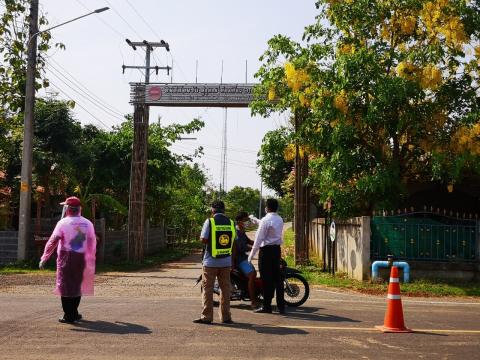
[1,252,479,360]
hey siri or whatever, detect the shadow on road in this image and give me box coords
[230,304,359,323]
[217,321,308,335]
[70,320,152,335]
[97,274,197,281]
[282,306,361,323]
[411,330,448,337]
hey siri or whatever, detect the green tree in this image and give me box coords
[33,98,81,216]
[253,0,480,217]
[257,127,294,196]
[0,0,61,115]
[278,195,294,222]
[75,117,205,228]
[0,0,63,218]
[161,163,210,240]
[224,186,261,219]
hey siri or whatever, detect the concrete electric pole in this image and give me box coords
[17,0,39,261]
[124,40,170,262]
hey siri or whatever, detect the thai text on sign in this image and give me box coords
[130,83,257,107]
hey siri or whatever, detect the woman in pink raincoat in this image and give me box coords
[40,196,97,324]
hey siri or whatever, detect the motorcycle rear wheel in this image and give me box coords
[284,273,309,307]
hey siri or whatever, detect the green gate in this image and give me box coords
[371,214,478,261]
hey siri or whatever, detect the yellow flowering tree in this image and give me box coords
[252,0,480,217]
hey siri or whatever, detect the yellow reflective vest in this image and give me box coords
[209,217,236,258]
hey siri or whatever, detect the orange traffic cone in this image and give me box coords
[375,266,412,333]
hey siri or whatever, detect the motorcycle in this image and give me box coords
[195,259,310,307]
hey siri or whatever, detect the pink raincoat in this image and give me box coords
[41,215,96,296]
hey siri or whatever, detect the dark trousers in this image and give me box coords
[258,245,285,310]
[61,296,81,321]
[58,250,84,296]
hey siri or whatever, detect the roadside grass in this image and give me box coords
[283,228,480,297]
[0,241,202,275]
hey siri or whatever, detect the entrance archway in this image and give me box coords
[127,82,308,263]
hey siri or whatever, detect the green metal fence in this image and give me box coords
[371,214,478,262]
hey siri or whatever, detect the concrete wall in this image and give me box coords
[101,222,166,262]
[308,217,479,282]
[308,217,371,281]
[0,219,166,265]
[0,231,18,264]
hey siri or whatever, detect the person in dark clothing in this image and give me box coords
[248,198,285,314]
[232,211,258,309]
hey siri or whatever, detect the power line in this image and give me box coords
[48,81,111,130]
[121,0,173,82]
[74,0,125,39]
[176,142,258,154]
[169,52,190,82]
[173,144,257,169]
[46,66,124,122]
[47,58,125,117]
[124,0,161,39]
[104,0,144,39]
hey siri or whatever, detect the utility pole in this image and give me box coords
[220,108,227,194]
[293,110,310,266]
[17,0,39,261]
[258,180,263,219]
[124,39,170,262]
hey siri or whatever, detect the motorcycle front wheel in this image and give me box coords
[284,273,309,307]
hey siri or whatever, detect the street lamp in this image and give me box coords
[29,7,109,45]
[17,4,109,261]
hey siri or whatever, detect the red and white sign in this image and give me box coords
[134,83,256,107]
[148,86,162,101]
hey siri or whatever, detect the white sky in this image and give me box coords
[37,0,317,194]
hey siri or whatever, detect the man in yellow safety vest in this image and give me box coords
[193,200,235,324]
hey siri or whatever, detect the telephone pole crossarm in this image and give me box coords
[122,65,171,75]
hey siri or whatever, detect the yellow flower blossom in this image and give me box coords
[334,90,348,114]
[441,17,467,48]
[284,143,307,161]
[284,62,310,92]
[396,61,418,81]
[475,46,480,64]
[380,24,390,40]
[268,87,276,101]
[421,1,467,49]
[339,43,355,55]
[451,123,480,155]
[420,65,442,89]
[330,119,339,128]
[400,16,416,35]
[299,94,310,107]
[284,143,296,161]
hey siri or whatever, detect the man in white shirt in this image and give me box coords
[248,198,285,314]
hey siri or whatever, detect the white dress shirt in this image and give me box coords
[248,212,284,263]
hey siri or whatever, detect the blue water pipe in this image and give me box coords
[371,261,410,283]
